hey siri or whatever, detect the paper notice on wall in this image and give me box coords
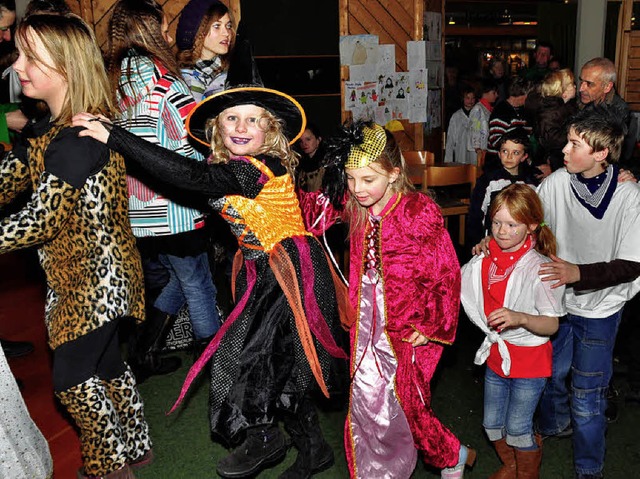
[407,41,426,71]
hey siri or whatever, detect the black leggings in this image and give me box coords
[52,320,126,392]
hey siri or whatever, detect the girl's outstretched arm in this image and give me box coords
[486,307,559,336]
[72,113,242,197]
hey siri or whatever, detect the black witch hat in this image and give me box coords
[186,22,306,147]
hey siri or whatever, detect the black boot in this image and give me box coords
[279,403,334,479]
[0,338,34,357]
[216,425,287,478]
[128,308,181,384]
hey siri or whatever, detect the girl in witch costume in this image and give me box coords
[73,41,351,479]
[4,14,149,479]
[298,121,476,478]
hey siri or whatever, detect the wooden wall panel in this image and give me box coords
[340,0,424,150]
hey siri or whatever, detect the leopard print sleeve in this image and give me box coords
[0,171,79,254]
[0,151,31,207]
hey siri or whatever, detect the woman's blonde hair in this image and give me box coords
[541,68,575,98]
[346,129,414,235]
[15,13,114,125]
[489,183,556,257]
[206,106,299,176]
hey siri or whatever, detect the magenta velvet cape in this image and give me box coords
[347,193,460,345]
[300,191,462,475]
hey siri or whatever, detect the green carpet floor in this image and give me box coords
[132,318,640,479]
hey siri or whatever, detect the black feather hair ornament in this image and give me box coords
[321,120,382,209]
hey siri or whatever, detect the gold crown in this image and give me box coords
[344,124,387,169]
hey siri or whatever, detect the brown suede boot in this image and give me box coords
[514,434,542,479]
[490,438,516,479]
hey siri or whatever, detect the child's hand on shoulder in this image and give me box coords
[618,169,637,183]
[471,236,491,256]
[405,330,429,347]
[538,254,580,288]
[487,307,524,332]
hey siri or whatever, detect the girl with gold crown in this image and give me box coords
[299,120,476,479]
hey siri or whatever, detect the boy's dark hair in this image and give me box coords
[507,76,530,98]
[460,84,476,98]
[497,127,530,152]
[569,104,626,163]
[536,40,553,54]
[481,78,498,94]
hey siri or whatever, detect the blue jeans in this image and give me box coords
[537,310,623,476]
[154,252,220,340]
[483,367,546,449]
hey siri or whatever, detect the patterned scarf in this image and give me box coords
[569,164,618,219]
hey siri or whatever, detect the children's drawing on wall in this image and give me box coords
[427,89,442,129]
[410,98,428,124]
[410,69,428,98]
[375,105,392,126]
[345,81,378,112]
[339,34,379,66]
[386,99,408,121]
[427,61,442,88]
[426,41,442,61]
[377,44,396,74]
[424,11,442,42]
[351,103,376,122]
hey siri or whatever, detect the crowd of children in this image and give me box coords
[0,3,638,479]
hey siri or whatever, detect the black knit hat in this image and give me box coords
[176,0,226,51]
[186,25,306,147]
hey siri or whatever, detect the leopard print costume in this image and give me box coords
[0,124,144,349]
[56,376,128,475]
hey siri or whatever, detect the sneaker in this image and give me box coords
[540,424,573,440]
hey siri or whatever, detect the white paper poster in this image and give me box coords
[407,41,426,71]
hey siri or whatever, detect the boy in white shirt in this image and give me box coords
[445,85,477,164]
[536,105,640,479]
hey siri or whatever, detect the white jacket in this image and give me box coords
[461,248,566,376]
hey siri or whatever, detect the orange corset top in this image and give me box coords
[225,157,311,253]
